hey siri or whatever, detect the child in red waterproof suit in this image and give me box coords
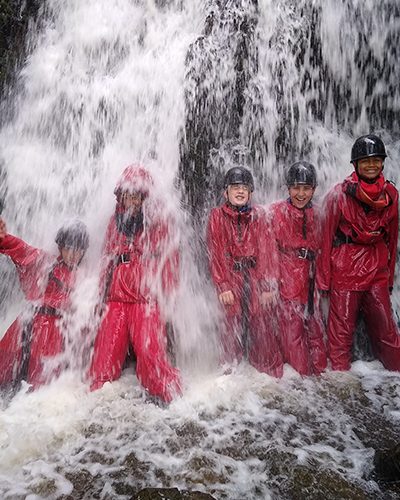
[88,165,182,403]
[206,166,283,377]
[0,218,89,390]
[318,134,400,371]
[266,162,327,376]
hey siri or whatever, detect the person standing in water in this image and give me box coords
[318,134,400,371]
[266,162,327,376]
[0,218,89,390]
[88,164,182,403]
[207,166,283,376]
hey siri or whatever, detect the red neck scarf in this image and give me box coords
[346,172,390,210]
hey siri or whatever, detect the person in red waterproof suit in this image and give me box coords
[318,134,400,371]
[88,165,182,403]
[206,166,283,377]
[266,162,327,376]
[0,218,89,390]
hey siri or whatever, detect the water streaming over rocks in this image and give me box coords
[1,1,400,498]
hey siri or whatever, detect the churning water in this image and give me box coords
[0,0,400,498]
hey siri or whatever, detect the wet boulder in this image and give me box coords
[373,444,400,482]
[133,488,216,500]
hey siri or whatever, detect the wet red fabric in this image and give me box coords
[207,203,270,316]
[0,235,76,387]
[266,200,327,375]
[0,319,23,385]
[318,174,400,371]
[89,203,181,402]
[220,314,283,378]
[207,203,283,376]
[354,172,386,202]
[276,300,327,375]
[267,200,322,303]
[89,301,181,402]
[99,214,177,304]
[327,287,400,370]
[318,175,398,291]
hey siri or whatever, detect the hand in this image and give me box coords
[219,290,235,306]
[0,218,6,240]
[260,290,278,308]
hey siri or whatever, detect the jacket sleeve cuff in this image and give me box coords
[218,281,231,293]
[0,234,14,250]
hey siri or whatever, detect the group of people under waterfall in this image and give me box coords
[0,133,399,404]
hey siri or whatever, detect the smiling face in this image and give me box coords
[288,184,315,209]
[225,184,251,207]
[356,157,384,181]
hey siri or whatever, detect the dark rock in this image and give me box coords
[120,451,151,480]
[373,444,400,483]
[0,0,42,98]
[64,469,96,498]
[133,488,216,500]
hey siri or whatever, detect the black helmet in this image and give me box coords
[224,167,254,191]
[55,220,89,251]
[350,134,387,163]
[286,161,317,188]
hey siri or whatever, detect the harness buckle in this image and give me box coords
[119,253,131,264]
[298,248,309,260]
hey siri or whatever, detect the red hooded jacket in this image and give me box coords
[100,213,177,304]
[266,200,321,304]
[207,203,270,316]
[0,234,76,310]
[317,175,399,291]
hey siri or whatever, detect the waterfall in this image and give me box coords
[0,1,400,498]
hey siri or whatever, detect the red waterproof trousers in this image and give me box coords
[0,313,63,389]
[277,300,327,375]
[221,314,283,377]
[266,200,327,375]
[89,301,181,403]
[319,176,400,371]
[328,287,400,371]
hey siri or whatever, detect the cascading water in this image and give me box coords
[0,1,400,498]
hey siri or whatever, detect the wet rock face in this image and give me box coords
[0,1,41,315]
[373,444,400,483]
[0,0,41,93]
[179,0,400,218]
[133,488,216,499]
[179,0,258,219]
